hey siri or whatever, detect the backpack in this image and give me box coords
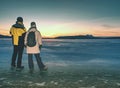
[27,31,36,47]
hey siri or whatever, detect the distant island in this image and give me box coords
[0,34,120,39]
[55,35,120,39]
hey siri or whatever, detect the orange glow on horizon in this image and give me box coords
[0,29,120,37]
[0,22,120,37]
[0,30,10,36]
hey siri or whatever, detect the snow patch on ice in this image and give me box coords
[35,82,46,86]
[116,83,120,86]
[46,62,68,67]
[50,81,58,85]
[0,78,7,81]
[79,86,96,88]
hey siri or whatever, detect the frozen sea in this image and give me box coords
[0,38,120,88]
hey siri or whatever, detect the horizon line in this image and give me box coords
[0,34,120,38]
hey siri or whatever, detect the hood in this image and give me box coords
[28,27,37,32]
[12,22,25,29]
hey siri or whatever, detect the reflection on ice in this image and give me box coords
[87,59,109,64]
[46,62,68,67]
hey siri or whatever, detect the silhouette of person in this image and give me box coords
[10,17,26,69]
[24,22,47,72]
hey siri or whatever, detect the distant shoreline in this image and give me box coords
[0,34,120,39]
[0,35,11,38]
[54,35,120,39]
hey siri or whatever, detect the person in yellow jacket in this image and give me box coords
[10,17,26,69]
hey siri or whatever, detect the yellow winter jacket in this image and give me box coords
[10,22,26,45]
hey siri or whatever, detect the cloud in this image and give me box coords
[102,24,119,29]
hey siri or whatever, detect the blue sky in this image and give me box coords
[0,0,120,37]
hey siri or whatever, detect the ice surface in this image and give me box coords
[0,38,120,88]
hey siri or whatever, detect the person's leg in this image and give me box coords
[11,45,18,67]
[34,53,45,70]
[28,54,34,70]
[17,45,24,68]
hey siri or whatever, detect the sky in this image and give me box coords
[0,0,120,37]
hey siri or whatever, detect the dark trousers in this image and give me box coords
[11,45,24,67]
[28,54,45,70]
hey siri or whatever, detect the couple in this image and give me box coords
[10,17,47,71]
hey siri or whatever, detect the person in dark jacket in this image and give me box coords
[10,17,26,69]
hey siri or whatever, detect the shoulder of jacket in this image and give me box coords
[36,30,40,33]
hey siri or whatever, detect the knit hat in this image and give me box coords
[17,17,23,22]
[31,22,36,27]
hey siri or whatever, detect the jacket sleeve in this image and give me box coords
[37,31,42,45]
[10,27,26,36]
[24,32,28,46]
[9,27,13,35]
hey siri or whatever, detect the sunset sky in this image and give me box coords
[0,0,120,37]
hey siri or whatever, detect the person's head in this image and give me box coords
[17,17,23,22]
[31,22,36,27]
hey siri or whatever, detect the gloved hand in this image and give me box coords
[39,45,42,50]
